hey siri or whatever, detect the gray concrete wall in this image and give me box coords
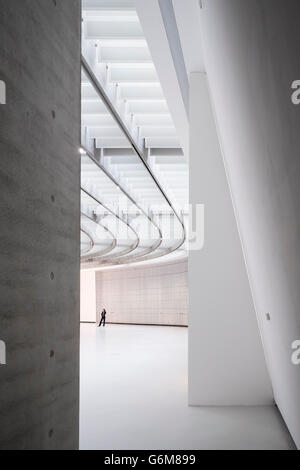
[199,0,300,448]
[0,0,81,449]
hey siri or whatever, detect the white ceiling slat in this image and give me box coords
[95,137,132,149]
[82,114,115,127]
[134,114,173,127]
[99,45,152,64]
[109,66,158,83]
[126,100,169,115]
[139,126,176,138]
[118,84,164,101]
[82,100,107,114]
[145,137,181,149]
[83,0,136,11]
[86,20,144,40]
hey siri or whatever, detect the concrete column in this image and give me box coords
[0,0,81,449]
[189,73,272,406]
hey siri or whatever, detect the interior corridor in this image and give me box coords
[80,324,295,450]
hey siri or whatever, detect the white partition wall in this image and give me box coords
[80,271,96,323]
[188,73,273,406]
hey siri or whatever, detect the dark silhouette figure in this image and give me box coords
[98,308,106,327]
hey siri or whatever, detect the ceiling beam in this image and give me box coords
[135,0,189,158]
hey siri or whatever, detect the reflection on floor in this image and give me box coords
[80,324,295,450]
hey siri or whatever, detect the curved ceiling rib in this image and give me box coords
[81,228,94,255]
[81,187,140,261]
[80,158,164,267]
[80,148,164,265]
[81,57,186,246]
[80,1,188,267]
[81,177,185,266]
[81,212,117,261]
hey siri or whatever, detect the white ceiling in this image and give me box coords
[80,0,189,268]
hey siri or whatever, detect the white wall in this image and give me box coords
[189,73,273,406]
[199,0,300,447]
[95,260,188,326]
[80,270,96,322]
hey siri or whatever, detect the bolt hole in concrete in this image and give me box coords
[51,195,55,203]
[50,272,55,281]
[50,350,55,359]
[48,429,54,438]
[51,110,56,119]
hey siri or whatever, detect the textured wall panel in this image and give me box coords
[95,260,188,326]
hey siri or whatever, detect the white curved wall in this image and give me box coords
[95,260,188,326]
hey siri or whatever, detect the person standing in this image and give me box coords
[98,308,107,327]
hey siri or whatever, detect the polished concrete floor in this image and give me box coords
[80,323,295,450]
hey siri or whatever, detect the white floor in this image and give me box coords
[80,323,295,450]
